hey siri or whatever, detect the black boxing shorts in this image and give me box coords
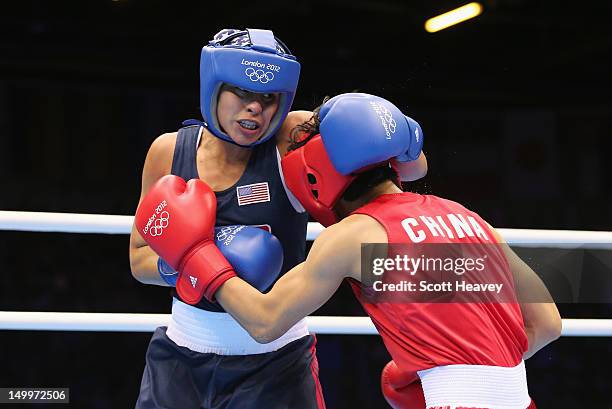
[135,327,325,409]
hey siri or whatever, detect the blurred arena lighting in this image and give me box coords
[425,2,483,33]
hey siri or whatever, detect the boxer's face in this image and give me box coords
[217,85,280,145]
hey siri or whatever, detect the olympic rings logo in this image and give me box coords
[245,67,275,83]
[216,225,245,245]
[216,226,237,242]
[379,105,397,134]
[149,211,169,237]
[370,101,397,138]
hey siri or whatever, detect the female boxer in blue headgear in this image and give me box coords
[129,29,428,409]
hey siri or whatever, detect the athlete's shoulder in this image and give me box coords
[344,213,388,243]
[306,220,362,280]
[149,132,178,157]
[309,215,387,280]
[141,132,178,189]
[317,214,387,249]
[286,110,313,123]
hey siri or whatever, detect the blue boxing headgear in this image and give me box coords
[201,28,300,146]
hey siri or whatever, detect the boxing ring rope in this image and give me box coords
[0,312,611,336]
[2,210,612,336]
[3,210,612,247]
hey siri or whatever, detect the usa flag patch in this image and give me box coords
[236,182,270,206]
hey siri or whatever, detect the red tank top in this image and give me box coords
[350,193,528,377]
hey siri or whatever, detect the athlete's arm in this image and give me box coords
[128,132,176,286]
[394,152,428,181]
[216,220,363,343]
[490,228,562,359]
[504,243,562,359]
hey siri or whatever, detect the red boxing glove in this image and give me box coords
[381,361,425,409]
[135,175,236,304]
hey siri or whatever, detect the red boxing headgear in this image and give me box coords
[281,134,356,227]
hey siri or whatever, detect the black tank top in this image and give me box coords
[170,124,309,311]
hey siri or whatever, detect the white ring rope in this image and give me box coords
[0,312,609,336]
[1,210,612,247]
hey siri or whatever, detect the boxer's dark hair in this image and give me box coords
[288,96,400,204]
[341,165,399,202]
[288,97,329,149]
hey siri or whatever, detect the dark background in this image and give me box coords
[1,0,611,407]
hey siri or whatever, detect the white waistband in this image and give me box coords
[417,361,530,409]
[166,298,310,355]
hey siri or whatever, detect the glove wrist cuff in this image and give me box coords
[394,152,412,163]
[176,240,235,305]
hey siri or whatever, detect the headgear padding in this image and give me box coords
[200,28,300,146]
[281,134,357,227]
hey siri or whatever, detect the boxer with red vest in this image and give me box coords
[204,93,561,409]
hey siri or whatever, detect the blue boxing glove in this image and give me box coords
[157,225,283,291]
[214,225,284,292]
[319,93,423,175]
